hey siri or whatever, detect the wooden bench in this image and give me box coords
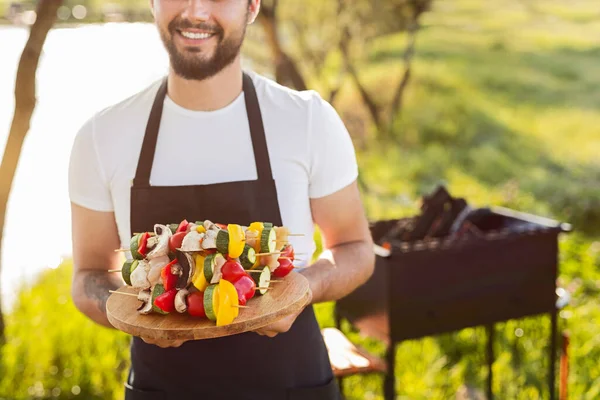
[321,327,387,378]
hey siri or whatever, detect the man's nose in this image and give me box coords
[181,0,210,22]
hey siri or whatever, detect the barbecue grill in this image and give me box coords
[334,188,571,400]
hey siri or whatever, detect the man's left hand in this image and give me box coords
[253,289,312,338]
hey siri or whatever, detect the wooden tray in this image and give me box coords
[106,271,310,340]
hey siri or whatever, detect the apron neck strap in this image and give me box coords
[133,72,273,187]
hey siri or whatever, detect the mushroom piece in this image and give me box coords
[203,220,215,231]
[175,288,189,313]
[182,252,197,287]
[137,289,151,303]
[137,289,154,315]
[171,262,183,277]
[137,300,154,315]
[147,224,172,259]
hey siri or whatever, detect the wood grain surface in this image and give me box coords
[106,272,310,340]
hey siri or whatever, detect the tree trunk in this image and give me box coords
[388,19,420,132]
[257,5,307,91]
[0,0,62,344]
[339,27,383,133]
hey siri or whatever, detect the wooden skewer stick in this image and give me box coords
[109,290,138,298]
[234,305,250,309]
[245,270,263,273]
[108,269,122,273]
[255,251,282,256]
[265,280,282,283]
[287,233,305,236]
[114,249,130,253]
[256,287,272,290]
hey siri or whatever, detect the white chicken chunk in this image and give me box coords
[210,254,227,284]
[274,226,289,251]
[259,253,280,272]
[147,255,170,286]
[130,260,151,290]
[245,229,260,251]
[181,231,205,252]
[201,229,218,250]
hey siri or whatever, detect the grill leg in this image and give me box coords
[384,343,396,400]
[550,309,558,400]
[486,324,495,400]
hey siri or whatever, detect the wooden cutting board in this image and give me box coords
[106,271,310,341]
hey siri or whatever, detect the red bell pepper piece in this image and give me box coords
[215,223,227,230]
[137,232,151,257]
[154,289,177,313]
[280,244,295,260]
[176,219,189,233]
[161,259,179,291]
[233,275,256,306]
[273,258,294,278]
[221,260,246,284]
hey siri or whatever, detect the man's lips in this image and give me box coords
[176,29,218,41]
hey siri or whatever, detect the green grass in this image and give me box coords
[1,0,599,399]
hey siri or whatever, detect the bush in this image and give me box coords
[0,262,130,400]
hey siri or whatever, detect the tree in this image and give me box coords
[0,0,63,343]
[256,0,433,138]
[339,0,433,137]
[256,0,307,91]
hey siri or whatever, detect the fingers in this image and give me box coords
[141,337,186,348]
[254,329,279,338]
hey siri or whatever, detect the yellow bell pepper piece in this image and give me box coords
[227,224,246,259]
[248,222,264,253]
[192,254,208,291]
[216,279,239,327]
[249,222,264,236]
[196,225,206,234]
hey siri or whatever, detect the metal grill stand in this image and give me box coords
[335,207,571,399]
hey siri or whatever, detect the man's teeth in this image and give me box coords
[181,31,213,40]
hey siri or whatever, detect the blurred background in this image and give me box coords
[0,0,599,399]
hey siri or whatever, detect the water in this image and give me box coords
[0,23,172,310]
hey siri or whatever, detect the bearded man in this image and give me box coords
[68,1,375,399]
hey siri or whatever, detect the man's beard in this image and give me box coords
[159,16,247,81]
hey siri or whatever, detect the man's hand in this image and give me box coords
[253,289,313,338]
[140,337,188,348]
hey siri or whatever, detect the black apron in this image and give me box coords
[125,73,340,400]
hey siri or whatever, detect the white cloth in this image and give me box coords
[68,71,359,261]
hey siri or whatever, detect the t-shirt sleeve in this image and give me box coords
[308,95,359,199]
[68,116,114,212]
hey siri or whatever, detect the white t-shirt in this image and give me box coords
[68,71,358,262]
